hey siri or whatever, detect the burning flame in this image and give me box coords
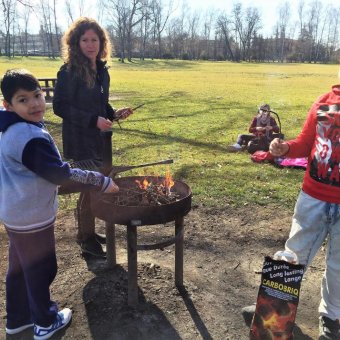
[135,178,151,190]
[135,167,175,195]
[164,168,175,191]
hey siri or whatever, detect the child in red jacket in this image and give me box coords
[270,84,340,339]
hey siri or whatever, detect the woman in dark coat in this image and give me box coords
[53,17,133,257]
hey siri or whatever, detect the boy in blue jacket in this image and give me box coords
[0,69,119,340]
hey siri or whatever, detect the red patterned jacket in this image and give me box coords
[286,85,340,203]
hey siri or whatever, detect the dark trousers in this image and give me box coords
[76,191,95,243]
[236,134,256,146]
[237,133,284,146]
[5,224,58,328]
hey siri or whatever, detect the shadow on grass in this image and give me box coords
[114,59,197,70]
[113,127,228,154]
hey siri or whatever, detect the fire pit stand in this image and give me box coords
[100,216,185,306]
[91,175,192,306]
[59,130,192,306]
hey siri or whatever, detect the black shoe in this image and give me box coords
[319,316,340,340]
[81,237,106,258]
[241,304,256,327]
[95,232,106,244]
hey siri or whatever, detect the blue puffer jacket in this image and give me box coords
[0,110,112,231]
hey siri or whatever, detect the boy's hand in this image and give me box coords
[269,138,289,157]
[103,179,119,193]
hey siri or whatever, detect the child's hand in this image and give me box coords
[103,179,119,193]
[269,138,289,157]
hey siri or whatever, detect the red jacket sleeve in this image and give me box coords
[285,103,318,158]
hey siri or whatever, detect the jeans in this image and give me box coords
[285,190,340,320]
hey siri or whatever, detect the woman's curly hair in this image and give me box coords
[61,17,112,87]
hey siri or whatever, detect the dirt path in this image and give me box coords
[1,204,324,339]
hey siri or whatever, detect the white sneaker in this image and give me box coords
[34,308,72,340]
[228,143,242,151]
[6,323,34,334]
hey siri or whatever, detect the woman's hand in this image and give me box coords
[115,107,133,120]
[97,116,113,130]
[269,138,289,157]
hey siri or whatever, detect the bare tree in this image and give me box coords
[104,0,144,62]
[305,0,322,62]
[149,0,173,58]
[0,0,339,63]
[326,7,340,61]
[186,10,200,59]
[64,0,74,23]
[201,9,216,60]
[138,0,152,59]
[232,3,261,61]
[97,0,106,25]
[64,0,87,26]
[297,0,305,37]
[125,0,144,61]
[277,1,290,62]
[216,12,234,61]
[16,0,32,55]
[314,3,328,62]
[166,15,186,59]
[104,0,128,62]
[1,0,17,57]
[39,0,57,58]
[52,0,60,53]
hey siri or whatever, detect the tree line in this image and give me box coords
[1,0,340,63]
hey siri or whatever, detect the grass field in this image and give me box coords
[1,57,339,209]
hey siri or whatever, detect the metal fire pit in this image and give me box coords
[91,175,192,305]
[91,175,192,225]
[57,130,192,305]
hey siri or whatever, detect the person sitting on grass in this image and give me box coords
[0,69,119,340]
[229,104,281,153]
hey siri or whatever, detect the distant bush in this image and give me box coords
[163,52,174,59]
[182,53,190,60]
[200,52,209,60]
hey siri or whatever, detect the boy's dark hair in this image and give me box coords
[0,69,41,103]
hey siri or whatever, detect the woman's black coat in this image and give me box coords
[53,61,115,161]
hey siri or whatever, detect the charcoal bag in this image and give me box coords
[250,256,305,340]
